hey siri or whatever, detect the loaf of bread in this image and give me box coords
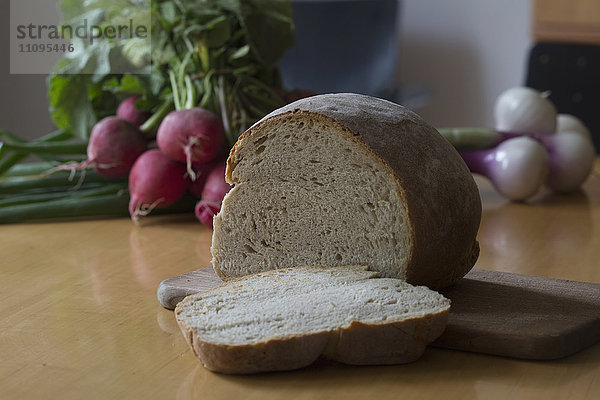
[211,93,481,289]
[174,265,450,374]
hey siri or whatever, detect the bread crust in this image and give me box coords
[175,299,449,374]
[176,316,331,374]
[326,310,449,365]
[223,93,481,289]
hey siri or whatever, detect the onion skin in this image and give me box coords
[494,87,557,136]
[556,114,591,140]
[460,137,549,201]
[495,130,595,193]
[445,89,595,197]
[451,128,595,196]
[542,132,595,193]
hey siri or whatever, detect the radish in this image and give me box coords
[117,96,152,128]
[194,164,232,228]
[52,116,147,179]
[460,137,549,201]
[188,162,218,198]
[156,108,224,181]
[195,201,220,227]
[128,149,189,222]
[87,117,147,178]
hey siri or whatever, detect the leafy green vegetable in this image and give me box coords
[48,0,295,143]
[239,0,295,65]
[47,75,98,139]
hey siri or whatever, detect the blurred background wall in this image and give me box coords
[0,0,56,141]
[399,0,531,128]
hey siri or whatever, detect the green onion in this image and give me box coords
[1,161,58,177]
[0,170,126,194]
[0,140,88,155]
[0,183,126,208]
[0,193,131,223]
[437,127,502,151]
[0,130,74,176]
[0,193,197,224]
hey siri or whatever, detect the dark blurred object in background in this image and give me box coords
[279,0,400,100]
[526,42,600,153]
[0,1,55,140]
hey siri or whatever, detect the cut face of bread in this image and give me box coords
[175,266,450,374]
[213,115,411,279]
[212,93,481,289]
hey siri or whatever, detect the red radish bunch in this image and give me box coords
[188,162,219,198]
[128,150,189,221]
[117,96,152,127]
[123,104,226,223]
[52,116,147,179]
[57,93,229,223]
[86,117,147,178]
[157,108,224,180]
[52,97,152,179]
[194,164,232,228]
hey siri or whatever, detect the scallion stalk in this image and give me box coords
[1,162,58,177]
[437,127,502,151]
[0,140,88,155]
[0,193,197,224]
[0,130,74,176]
[0,170,126,193]
[0,183,127,208]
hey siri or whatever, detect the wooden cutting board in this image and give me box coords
[157,267,600,360]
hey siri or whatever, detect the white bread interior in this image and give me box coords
[213,115,411,280]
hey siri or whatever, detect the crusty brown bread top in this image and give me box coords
[219,93,481,289]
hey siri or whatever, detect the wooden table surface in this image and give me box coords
[2,166,600,399]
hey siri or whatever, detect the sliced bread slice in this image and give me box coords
[211,93,481,290]
[174,265,450,374]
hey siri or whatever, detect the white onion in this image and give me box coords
[494,87,557,135]
[556,114,591,140]
[544,131,595,193]
[488,137,549,201]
